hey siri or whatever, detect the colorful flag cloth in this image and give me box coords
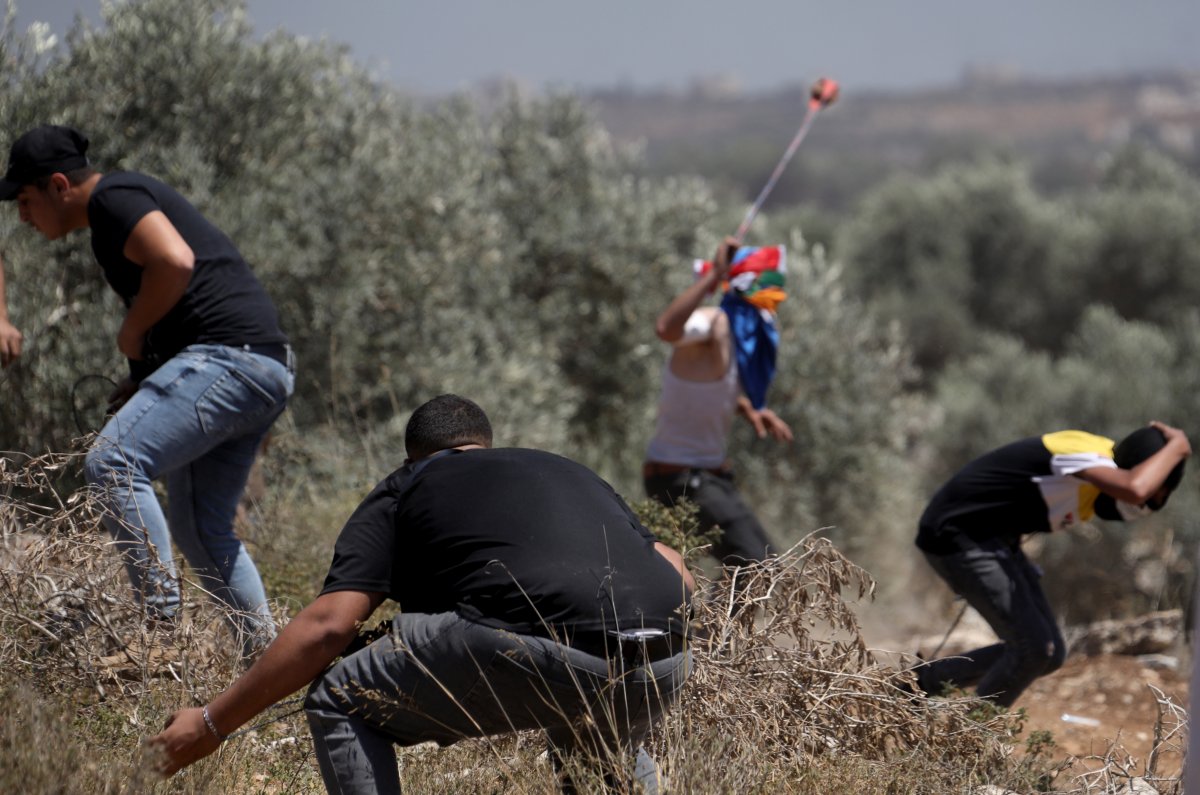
[693,246,787,409]
[721,293,779,410]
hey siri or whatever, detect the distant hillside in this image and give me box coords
[581,71,1200,211]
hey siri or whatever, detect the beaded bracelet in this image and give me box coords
[202,706,225,742]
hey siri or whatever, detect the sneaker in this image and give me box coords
[893,654,933,699]
[633,746,661,794]
[96,622,180,674]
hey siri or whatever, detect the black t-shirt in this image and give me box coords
[321,448,691,638]
[916,431,1118,554]
[87,172,286,378]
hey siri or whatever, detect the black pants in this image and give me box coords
[644,468,774,566]
[919,536,1066,707]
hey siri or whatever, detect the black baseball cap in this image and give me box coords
[0,125,91,201]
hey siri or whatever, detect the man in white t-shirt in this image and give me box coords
[643,237,793,572]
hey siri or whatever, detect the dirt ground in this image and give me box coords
[865,600,1190,782]
[1018,652,1188,776]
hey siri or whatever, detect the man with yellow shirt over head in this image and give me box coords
[913,422,1190,707]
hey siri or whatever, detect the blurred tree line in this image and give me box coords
[1,0,1195,621]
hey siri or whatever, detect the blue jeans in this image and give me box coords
[84,344,293,656]
[305,612,691,795]
[919,537,1066,707]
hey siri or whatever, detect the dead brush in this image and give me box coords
[0,451,1192,793]
[0,450,306,793]
[0,450,250,700]
[1063,684,1186,795]
[655,533,1034,792]
[658,535,1192,794]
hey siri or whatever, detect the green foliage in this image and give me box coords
[1099,145,1200,194]
[731,232,927,574]
[2,5,1195,783]
[0,1,921,588]
[929,306,1186,482]
[1071,170,1200,328]
[841,147,1200,383]
[630,496,720,560]
[835,143,1200,620]
[840,158,1068,372]
[6,0,1197,634]
[0,0,713,473]
[1023,728,1056,758]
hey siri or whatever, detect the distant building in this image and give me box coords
[961,63,1024,88]
[688,74,742,101]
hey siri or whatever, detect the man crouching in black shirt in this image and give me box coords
[152,394,694,794]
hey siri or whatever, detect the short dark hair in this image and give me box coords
[404,394,493,461]
[32,166,95,191]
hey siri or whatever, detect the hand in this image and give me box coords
[147,707,222,776]
[0,318,22,368]
[1150,420,1191,457]
[117,319,145,361]
[107,377,138,414]
[756,408,794,443]
[711,236,738,283]
[738,397,794,443]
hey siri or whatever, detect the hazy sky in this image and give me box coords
[21,1,1200,95]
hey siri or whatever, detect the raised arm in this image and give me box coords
[0,255,23,368]
[655,237,737,342]
[150,589,384,775]
[1076,421,1191,504]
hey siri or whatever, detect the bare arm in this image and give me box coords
[655,237,737,342]
[655,541,696,594]
[149,589,384,775]
[118,211,195,360]
[1076,421,1191,504]
[0,255,23,368]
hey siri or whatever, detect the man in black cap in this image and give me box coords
[913,422,1190,707]
[1,124,294,658]
[151,394,693,794]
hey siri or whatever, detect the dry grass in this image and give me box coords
[0,450,1188,793]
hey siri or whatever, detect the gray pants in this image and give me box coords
[304,612,691,794]
[919,537,1066,707]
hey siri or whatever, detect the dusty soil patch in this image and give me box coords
[1019,652,1187,774]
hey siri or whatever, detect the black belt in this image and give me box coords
[568,630,686,665]
[643,461,732,479]
[241,342,292,368]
